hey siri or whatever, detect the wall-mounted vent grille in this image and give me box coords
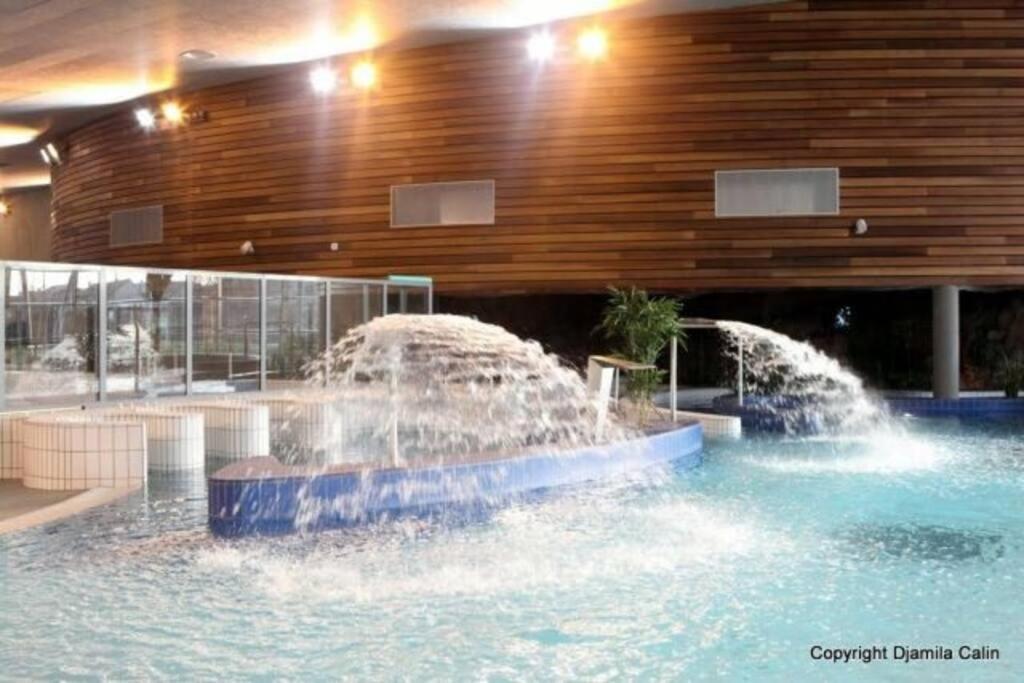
[110,205,163,246]
[715,168,839,217]
[391,180,495,228]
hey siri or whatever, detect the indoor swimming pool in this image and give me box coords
[1,415,1020,679]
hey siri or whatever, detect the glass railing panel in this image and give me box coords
[364,283,385,321]
[265,278,324,385]
[386,285,430,314]
[4,264,101,408]
[192,274,261,394]
[329,282,365,345]
[105,268,187,400]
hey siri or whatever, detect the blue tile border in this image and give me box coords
[208,422,704,537]
[886,397,1024,416]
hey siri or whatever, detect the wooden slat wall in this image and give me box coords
[51,0,1024,293]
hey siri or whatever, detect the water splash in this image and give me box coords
[716,320,891,435]
[303,314,633,468]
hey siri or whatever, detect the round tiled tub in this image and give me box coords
[0,409,79,481]
[251,395,344,465]
[100,409,205,472]
[22,416,147,491]
[169,403,270,462]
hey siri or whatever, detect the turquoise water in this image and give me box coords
[1,416,1022,680]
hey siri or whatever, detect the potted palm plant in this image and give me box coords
[597,286,684,424]
[997,350,1024,398]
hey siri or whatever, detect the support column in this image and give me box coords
[932,285,960,400]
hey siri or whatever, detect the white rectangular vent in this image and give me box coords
[715,168,839,217]
[110,205,163,246]
[391,180,495,228]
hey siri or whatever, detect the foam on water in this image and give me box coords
[194,488,789,605]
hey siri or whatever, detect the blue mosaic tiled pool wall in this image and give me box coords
[710,394,1024,433]
[208,422,704,537]
[886,397,1024,416]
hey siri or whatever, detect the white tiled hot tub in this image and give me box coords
[21,416,147,491]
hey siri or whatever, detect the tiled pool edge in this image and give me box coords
[886,397,1024,417]
[208,421,704,537]
[0,484,140,536]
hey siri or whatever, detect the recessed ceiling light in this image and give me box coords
[179,49,217,61]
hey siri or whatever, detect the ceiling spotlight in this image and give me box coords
[179,49,217,62]
[0,199,9,217]
[310,65,339,95]
[527,31,556,63]
[161,101,185,125]
[577,27,608,61]
[350,60,377,90]
[135,107,157,129]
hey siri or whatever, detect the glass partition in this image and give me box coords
[266,279,324,382]
[105,269,187,400]
[365,283,385,319]
[192,275,261,395]
[4,265,100,409]
[387,285,430,315]
[329,282,367,345]
[0,261,431,409]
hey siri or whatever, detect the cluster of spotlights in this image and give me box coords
[527,26,608,63]
[309,59,378,95]
[134,101,204,130]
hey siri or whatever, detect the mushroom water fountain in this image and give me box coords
[208,315,703,536]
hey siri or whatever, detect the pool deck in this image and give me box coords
[0,482,138,536]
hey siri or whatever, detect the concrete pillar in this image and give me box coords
[932,285,960,400]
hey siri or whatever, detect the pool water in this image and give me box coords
[2,416,1022,680]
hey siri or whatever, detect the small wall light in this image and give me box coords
[240,240,255,255]
[577,27,608,61]
[527,31,556,62]
[39,142,63,166]
[310,65,339,95]
[350,60,377,90]
[0,199,10,217]
[161,101,185,125]
[135,107,157,129]
[853,218,868,236]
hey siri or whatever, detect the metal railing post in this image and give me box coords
[382,283,389,315]
[427,283,434,314]
[323,282,332,386]
[258,277,267,392]
[737,337,744,407]
[97,268,107,402]
[670,335,678,423]
[323,282,332,350]
[185,274,194,396]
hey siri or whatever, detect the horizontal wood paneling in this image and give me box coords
[51,0,1024,293]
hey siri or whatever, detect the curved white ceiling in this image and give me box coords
[0,0,774,189]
